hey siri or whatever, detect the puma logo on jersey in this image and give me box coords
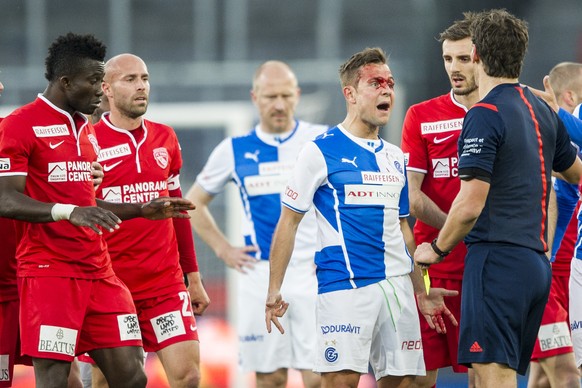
[341,156,358,168]
[321,132,334,139]
[244,150,260,162]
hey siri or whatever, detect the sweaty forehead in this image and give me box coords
[359,63,392,81]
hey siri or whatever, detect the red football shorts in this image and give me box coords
[418,277,467,373]
[531,274,573,360]
[19,276,143,362]
[134,285,199,352]
[0,299,33,387]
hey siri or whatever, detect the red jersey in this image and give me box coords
[401,91,467,279]
[94,114,186,300]
[0,96,113,279]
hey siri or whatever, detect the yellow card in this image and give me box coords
[422,268,430,295]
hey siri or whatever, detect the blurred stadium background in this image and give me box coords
[2,0,582,386]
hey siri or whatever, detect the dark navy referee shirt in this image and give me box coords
[457,83,577,252]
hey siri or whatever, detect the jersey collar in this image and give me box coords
[255,120,299,146]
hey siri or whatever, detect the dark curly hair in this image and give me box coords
[44,32,107,81]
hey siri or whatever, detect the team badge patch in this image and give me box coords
[394,160,403,174]
[87,134,101,155]
[153,147,169,169]
[324,340,339,363]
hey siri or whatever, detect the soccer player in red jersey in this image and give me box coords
[401,13,478,387]
[91,53,209,388]
[0,33,194,388]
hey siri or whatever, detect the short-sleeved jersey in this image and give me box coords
[558,104,582,146]
[94,113,184,300]
[195,120,328,262]
[0,96,113,278]
[553,106,582,274]
[458,84,577,251]
[401,91,467,280]
[283,125,412,294]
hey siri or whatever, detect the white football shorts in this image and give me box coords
[237,258,318,373]
[570,258,582,368]
[315,276,425,379]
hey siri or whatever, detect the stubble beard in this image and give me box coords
[454,83,478,97]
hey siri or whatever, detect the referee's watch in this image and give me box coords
[431,238,450,258]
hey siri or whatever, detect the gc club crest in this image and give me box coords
[87,134,101,155]
[153,147,169,169]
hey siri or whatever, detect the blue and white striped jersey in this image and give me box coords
[196,120,328,263]
[282,125,412,294]
[565,103,582,263]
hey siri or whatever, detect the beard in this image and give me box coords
[453,83,478,96]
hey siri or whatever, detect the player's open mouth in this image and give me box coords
[377,103,390,111]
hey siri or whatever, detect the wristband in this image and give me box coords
[431,238,450,258]
[51,204,77,221]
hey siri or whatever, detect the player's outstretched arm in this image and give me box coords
[97,196,195,221]
[0,175,121,234]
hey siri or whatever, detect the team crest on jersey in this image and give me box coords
[394,160,403,174]
[153,147,169,169]
[87,134,100,155]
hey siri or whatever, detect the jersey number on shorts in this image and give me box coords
[179,291,193,317]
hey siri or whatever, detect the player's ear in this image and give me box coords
[101,82,112,98]
[250,88,258,105]
[343,85,356,104]
[59,76,71,90]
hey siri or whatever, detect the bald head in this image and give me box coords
[104,53,147,83]
[251,60,300,134]
[548,62,582,112]
[102,53,150,123]
[252,61,298,92]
